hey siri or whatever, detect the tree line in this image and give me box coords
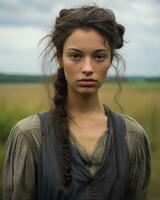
[0,73,160,83]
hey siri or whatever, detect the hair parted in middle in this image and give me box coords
[41,5,125,186]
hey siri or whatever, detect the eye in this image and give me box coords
[95,54,106,62]
[69,54,82,61]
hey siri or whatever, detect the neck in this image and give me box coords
[66,90,104,117]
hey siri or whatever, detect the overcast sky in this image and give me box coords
[0,0,159,77]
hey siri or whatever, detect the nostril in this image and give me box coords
[82,71,93,75]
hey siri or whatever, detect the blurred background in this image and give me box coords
[0,0,160,199]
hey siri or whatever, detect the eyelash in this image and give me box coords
[70,54,81,61]
[69,54,108,62]
[95,55,107,61]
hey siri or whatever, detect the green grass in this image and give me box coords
[123,81,160,90]
[0,105,39,142]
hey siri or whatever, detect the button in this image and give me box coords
[87,161,93,167]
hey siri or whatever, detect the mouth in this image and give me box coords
[77,78,97,87]
[78,78,97,82]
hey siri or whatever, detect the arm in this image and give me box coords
[3,125,37,200]
[126,130,151,200]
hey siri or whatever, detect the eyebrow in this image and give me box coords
[66,48,109,53]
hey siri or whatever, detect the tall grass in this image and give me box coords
[0,83,160,199]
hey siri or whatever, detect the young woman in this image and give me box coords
[3,5,151,200]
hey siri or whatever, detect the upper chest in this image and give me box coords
[69,115,108,156]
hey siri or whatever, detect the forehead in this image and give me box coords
[63,28,110,51]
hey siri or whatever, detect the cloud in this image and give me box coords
[0,26,44,74]
[0,3,51,27]
[0,26,44,50]
[0,0,159,76]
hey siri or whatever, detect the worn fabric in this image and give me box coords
[70,130,108,176]
[36,107,129,200]
[3,108,151,200]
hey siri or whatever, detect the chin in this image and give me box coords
[68,84,100,96]
[77,87,98,95]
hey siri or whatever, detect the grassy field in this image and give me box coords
[0,82,160,199]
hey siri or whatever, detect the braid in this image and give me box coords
[53,67,72,186]
[40,5,126,186]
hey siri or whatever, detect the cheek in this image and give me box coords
[62,61,77,83]
[98,65,110,79]
[104,61,111,75]
[61,57,71,80]
[63,66,71,82]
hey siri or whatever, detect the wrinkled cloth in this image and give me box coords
[70,130,108,176]
[3,112,151,200]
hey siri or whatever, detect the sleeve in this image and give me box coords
[3,124,37,200]
[126,129,151,200]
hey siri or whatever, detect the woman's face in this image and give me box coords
[60,28,111,95]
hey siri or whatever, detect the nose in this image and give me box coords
[81,57,94,76]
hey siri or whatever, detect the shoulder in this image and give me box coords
[122,113,148,140]
[104,105,149,150]
[120,114,150,157]
[123,114,144,134]
[122,114,151,194]
[3,114,42,198]
[6,113,43,154]
[104,105,150,158]
[12,113,41,141]
[16,113,41,132]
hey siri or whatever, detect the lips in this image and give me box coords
[77,78,97,86]
[78,78,97,82]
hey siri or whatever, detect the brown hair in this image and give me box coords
[41,5,125,186]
